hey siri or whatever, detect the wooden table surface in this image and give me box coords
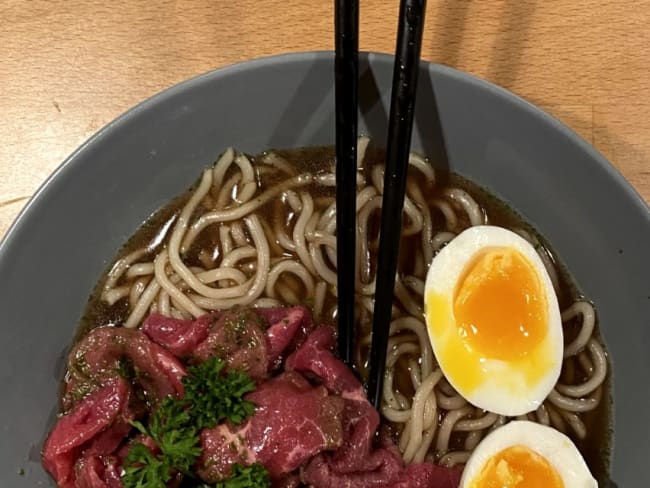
[1,1,649,238]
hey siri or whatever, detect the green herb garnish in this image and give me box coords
[183,355,256,429]
[122,356,265,488]
[190,463,270,488]
[211,463,270,488]
[123,442,174,488]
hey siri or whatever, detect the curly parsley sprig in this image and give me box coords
[201,463,270,488]
[183,354,257,429]
[122,356,267,488]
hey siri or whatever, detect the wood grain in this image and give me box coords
[1,0,649,238]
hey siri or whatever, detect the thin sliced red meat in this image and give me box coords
[286,326,365,401]
[250,372,344,477]
[395,463,463,488]
[302,447,403,488]
[42,378,128,488]
[142,313,212,358]
[143,306,314,378]
[74,455,123,488]
[193,308,268,379]
[329,399,381,473]
[256,305,314,355]
[289,327,463,488]
[84,387,142,458]
[198,371,344,482]
[198,423,253,482]
[253,307,292,325]
[315,443,461,488]
[144,308,269,380]
[273,474,301,488]
[65,326,186,407]
[302,399,404,486]
[47,309,461,488]
[263,306,307,368]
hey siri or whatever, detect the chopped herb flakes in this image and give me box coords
[122,356,266,488]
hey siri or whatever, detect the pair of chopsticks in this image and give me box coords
[335,0,427,409]
[334,11,622,488]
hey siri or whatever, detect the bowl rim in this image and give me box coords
[1,51,648,255]
[1,50,648,487]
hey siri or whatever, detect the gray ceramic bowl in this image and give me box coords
[0,52,648,487]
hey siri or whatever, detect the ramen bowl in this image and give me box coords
[0,52,648,487]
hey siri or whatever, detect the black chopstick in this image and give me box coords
[334,0,359,367]
[367,0,427,410]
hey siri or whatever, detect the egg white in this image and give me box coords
[424,225,563,416]
[460,420,597,487]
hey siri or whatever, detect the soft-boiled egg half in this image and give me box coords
[424,225,562,416]
[460,421,597,487]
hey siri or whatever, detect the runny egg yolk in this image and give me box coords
[469,445,564,488]
[453,248,547,361]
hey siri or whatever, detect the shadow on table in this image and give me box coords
[487,0,536,89]
[429,1,536,90]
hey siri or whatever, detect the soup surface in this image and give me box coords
[53,142,610,487]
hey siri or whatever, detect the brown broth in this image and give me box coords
[72,145,612,483]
